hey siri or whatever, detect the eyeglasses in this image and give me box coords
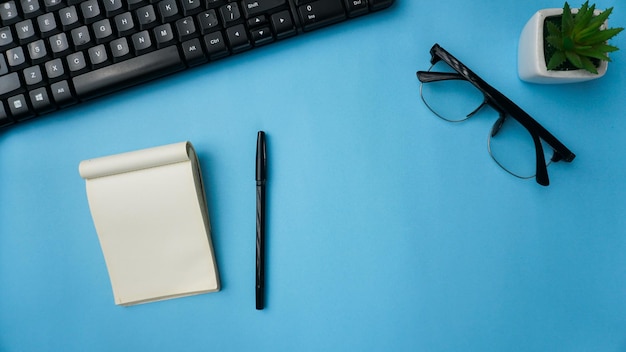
[416,44,576,186]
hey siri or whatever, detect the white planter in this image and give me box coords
[518,8,608,84]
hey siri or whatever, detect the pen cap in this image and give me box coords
[256,131,266,182]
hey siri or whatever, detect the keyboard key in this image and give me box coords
[131,30,152,54]
[72,45,185,99]
[181,38,206,66]
[27,39,48,63]
[88,44,108,67]
[241,0,285,18]
[7,94,34,120]
[6,46,26,68]
[271,10,295,39]
[250,26,273,46]
[45,58,65,79]
[0,1,20,25]
[203,31,228,60]
[0,72,21,95]
[59,6,80,30]
[157,0,179,22]
[0,53,7,74]
[71,26,91,49]
[344,0,368,17]
[225,24,250,53]
[29,87,55,113]
[67,51,87,73]
[219,2,240,26]
[205,0,222,9]
[103,0,123,17]
[298,0,346,31]
[43,0,63,12]
[154,23,174,48]
[50,80,76,107]
[49,32,70,56]
[37,12,59,36]
[23,65,43,85]
[0,27,14,47]
[175,16,196,41]
[136,4,157,29]
[15,19,37,44]
[247,15,267,28]
[126,0,142,10]
[110,37,130,61]
[369,0,394,10]
[93,18,113,43]
[197,9,219,34]
[181,0,201,16]
[21,0,43,18]
[81,0,102,24]
[114,12,134,35]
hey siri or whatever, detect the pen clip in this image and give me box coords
[256,131,266,184]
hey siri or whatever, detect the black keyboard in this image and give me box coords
[0,0,394,128]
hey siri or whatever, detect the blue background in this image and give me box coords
[2,0,626,351]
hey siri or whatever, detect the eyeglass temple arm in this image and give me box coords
[531,130,550,186]
[416,71,465,83]
[486,87,575,163]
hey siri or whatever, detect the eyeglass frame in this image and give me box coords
[416,44,576,186]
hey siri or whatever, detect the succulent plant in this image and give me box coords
[545,1,623,74]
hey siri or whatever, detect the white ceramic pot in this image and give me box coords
[518,8,608,84]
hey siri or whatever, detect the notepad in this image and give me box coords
[79,142,220,306]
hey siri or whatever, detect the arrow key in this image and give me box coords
[270,10,295,39]
[251,26,273,46]
[225,24,251,53]
[247,14,267,28]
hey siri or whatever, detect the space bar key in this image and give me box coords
[73,46,185,100]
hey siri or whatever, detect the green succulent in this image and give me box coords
[545,1,623,74]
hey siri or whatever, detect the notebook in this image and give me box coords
[79,141,219,306]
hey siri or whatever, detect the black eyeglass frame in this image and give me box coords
[416,44,576,186]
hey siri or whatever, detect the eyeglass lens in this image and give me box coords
[420,60,554,179]
[488,115,554,179]
[420,62,485,122]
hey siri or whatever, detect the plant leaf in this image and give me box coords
[546,20,561,37]
[594,43,620,53]
[565,51,584,68]
[576,47,610,61]
[573,1,594,34]
[588,7,613,30]
[579,27,624,45]
[546,35,564,50]
[580,56,599,73]
[547,51,567,70]
[577,8,614,42]
[562,2,574,34]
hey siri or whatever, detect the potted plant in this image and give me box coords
[518,1,623,84]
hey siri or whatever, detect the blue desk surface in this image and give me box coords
[2,1,626,351]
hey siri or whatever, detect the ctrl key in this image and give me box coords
[7,94,35,121]
[203,31,229,60]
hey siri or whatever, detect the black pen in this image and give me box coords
[255,131,267,310]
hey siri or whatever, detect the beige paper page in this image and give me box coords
[79,142,219,306]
